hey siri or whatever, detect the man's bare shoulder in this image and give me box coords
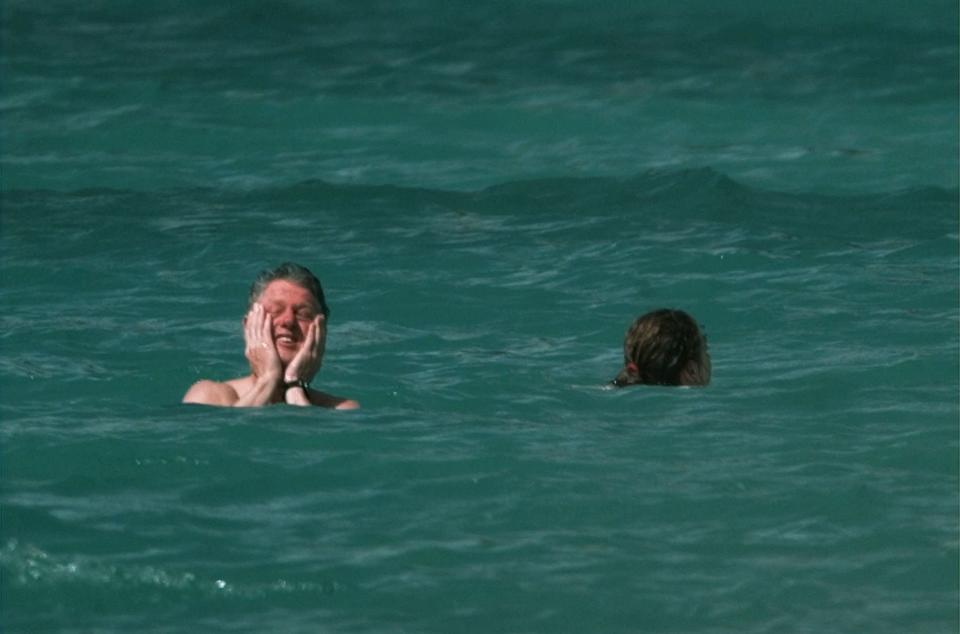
[307,388,360,410]
[182,379,242,407]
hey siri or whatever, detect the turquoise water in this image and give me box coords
[2,2,958,633]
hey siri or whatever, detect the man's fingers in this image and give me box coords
[313,317,323,353]
[259,306,272,341]
[245,304,262,339]
[304,322,317,360]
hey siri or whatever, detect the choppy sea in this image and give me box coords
[1,2,957,632]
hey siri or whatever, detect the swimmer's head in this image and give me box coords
[248,262,330,318]
[611,309,710,387]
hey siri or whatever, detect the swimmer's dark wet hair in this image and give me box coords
[611,309,710,387]
[248,262,330,317]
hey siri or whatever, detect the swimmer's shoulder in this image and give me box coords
[182,378,242,406]
[307,388,360,410]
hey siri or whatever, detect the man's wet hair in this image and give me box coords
[248,262,330,317]
[611,308,710,387]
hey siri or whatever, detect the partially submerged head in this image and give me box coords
[248,262,329,318]
[612,308,711,387]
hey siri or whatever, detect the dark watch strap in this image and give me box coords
[283,379,309,391]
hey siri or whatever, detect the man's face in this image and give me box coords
[255,279,326,364]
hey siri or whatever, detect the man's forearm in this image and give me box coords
[284,386,312,406]
[234,374,281,407]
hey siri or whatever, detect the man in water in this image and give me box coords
[610,308,711,387]
[183,262,359,409]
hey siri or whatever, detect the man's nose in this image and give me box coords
[274,307,296,327]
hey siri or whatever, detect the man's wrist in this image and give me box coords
[256,371,283,386]
[283,378,310,391]
[283,380,312,406]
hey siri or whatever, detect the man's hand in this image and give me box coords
[244,303,283,381]
[284,315,326,385]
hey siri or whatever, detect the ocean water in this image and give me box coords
[1,1,958,633]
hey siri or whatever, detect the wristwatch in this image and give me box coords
[283,379,309,391]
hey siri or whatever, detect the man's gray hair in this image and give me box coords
[248,262,330,317]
